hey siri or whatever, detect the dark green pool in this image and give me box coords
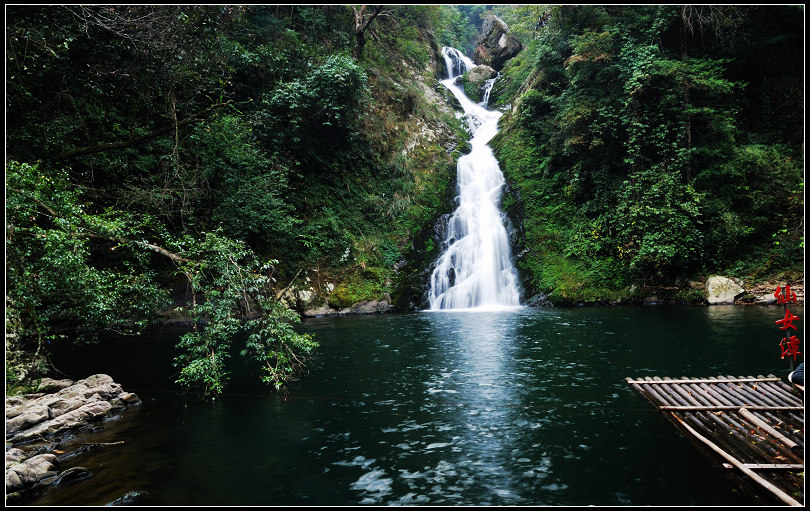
[25,304,803,505]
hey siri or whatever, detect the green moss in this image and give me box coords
[327,267,392,309]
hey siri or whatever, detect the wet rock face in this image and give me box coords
[466,64,497,83]
[473,15,522,71]
[5,374,140,495]
[5,374,134,444]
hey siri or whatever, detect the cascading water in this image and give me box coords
[428,47,521,310]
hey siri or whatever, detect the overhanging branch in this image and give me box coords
[12,190,194,264]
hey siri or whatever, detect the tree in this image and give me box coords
[351,5,386,59]
[493,4,802,301]
[677,5,745,179]
[170,231,317,395]
[6,160,317,396]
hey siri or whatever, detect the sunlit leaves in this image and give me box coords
[170,231,318,395]
[6,161,170,347]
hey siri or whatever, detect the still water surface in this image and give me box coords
[30,305,803,506]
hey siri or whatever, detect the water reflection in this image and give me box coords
[420,310,524,504]
[32,306,788,506]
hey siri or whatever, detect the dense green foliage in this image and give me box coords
[6,5,469,394]
[6,160,316,396]
[5,5,804,394]
[490,5,804,303]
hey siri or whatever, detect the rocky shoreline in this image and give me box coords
[5,374,141,503]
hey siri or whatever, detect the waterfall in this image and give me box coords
[441,46,475,79]
[481,76,497,107]
[428,47,521,311]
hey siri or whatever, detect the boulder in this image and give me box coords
[474,15,522,71]
[705,276,745,304]
[4,403,50,434]
[458,65,500,104]
[37,378,75,392]
[348,298,395,314]
[467,65,497,83]
[5,373,140,444]
[6,447,27,464]
[5,374,141,497]
[7,401,113,444]
[5,453,58,493]
[302,305,338,318]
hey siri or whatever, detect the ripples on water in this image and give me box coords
[33,305,799,506]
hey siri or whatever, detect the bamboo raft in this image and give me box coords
[626,374,804,506]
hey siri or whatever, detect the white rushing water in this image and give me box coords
[428,47,521,310]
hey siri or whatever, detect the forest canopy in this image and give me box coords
[489,4,803,303]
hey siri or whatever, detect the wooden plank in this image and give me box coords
[627,377,781,384]
[659,405,804,411]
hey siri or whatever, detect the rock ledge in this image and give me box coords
[5,374,140,496]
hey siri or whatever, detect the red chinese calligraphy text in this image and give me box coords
[774,285,798,305]
[780,335,802,361]
[775,309,800,330]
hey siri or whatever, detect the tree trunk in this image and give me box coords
[681,6,692,182]
[352,5,384,60]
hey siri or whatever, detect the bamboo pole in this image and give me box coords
[705,377,804,440]
[655,377,690,404]
[627,376,675,408]
[671,414,802,506]
[722,463,804,470]
[697,379,736,406]
[753,376,803,406]
[715,375,774,408]
[627,377,781,384]
[658,405,803,411]
[674,409,770,466]
[739,407,800,451]
[665,377,710,407]
[685,381,722,406]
